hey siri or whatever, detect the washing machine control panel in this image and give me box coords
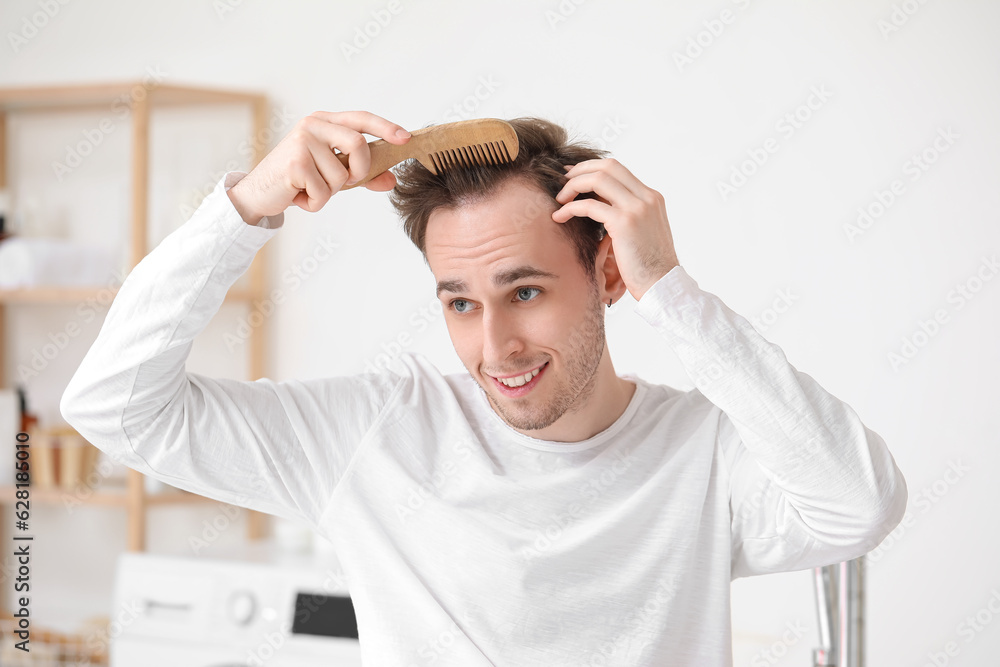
[227,589,257,626]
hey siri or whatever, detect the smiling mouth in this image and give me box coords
[489,361,549,394]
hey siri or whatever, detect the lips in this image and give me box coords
[491,362,547,381]
[490,361,548,397]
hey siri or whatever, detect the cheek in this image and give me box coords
[523,314,562,343]
[445,321,480,363]
[517,309,578,355]
[541,295,593,342]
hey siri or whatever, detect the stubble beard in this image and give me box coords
[481,281,606,433]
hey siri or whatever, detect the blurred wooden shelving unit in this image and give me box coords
[0,482,223,506]
[0,81,277,611]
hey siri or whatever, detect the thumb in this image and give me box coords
[364,170,398,192]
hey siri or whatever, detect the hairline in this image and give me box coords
[426,181,600,300]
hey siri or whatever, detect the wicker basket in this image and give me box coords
[0,611,109,665]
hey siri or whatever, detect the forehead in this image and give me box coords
[426,178,574,295]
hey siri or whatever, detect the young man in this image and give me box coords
[61,110,907,665]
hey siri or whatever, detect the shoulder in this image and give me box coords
[628,373,724,436]
[371,351,468,404]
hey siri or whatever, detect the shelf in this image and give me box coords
[0,81,266,112]
[0,81,273,617]
[0,483,218,507]
[0,286,256,304]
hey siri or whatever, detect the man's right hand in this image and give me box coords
[227,110,412,225]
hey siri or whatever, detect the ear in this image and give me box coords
[595,233,628,304]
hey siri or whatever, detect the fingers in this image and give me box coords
[307,110,411,144]
[301,119,372,186]
[306,136,352,193]
[291,155,332,212]
[285,111,411,209]
[301,112,409,187]
[551,198,615,224]
[364,170,398,192]
[555,171,634,209]
[563,158,648,199]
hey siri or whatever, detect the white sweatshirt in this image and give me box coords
[60,171,908,666]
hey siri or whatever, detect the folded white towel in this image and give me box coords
[0,237,118,288]
[0,389,17,486]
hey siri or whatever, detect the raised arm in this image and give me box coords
[634,266,908,579]
[551,156,907,579]
[60,111,415,527]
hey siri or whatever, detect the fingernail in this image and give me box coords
[396,129,411,139]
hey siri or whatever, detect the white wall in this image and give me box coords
[1,0,998,663]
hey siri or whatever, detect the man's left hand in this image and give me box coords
[552,158,679,302]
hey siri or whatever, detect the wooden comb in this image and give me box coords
[335,118,519,190]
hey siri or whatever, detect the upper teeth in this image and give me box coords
[497,365,543,387]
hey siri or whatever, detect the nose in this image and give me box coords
[481,307,524,369]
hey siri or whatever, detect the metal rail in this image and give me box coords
[812,556,865,666]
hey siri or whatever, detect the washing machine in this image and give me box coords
[109,541,362,666]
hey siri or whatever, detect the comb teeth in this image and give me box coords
[430,140,514,173]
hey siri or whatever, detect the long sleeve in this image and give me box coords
[632,265,908,579]
[59,171,409,528]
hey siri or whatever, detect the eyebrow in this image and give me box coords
[436,265,560,299]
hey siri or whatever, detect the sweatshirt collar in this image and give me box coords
[474,374,647,452]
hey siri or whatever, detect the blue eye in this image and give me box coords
[450,299,473,314]
[515,286,542,302]
[449,287,542,315]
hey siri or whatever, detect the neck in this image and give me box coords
[503,346,636,443]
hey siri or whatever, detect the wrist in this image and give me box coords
[226,181,264,226]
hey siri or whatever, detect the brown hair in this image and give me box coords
[387,116,610,289]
